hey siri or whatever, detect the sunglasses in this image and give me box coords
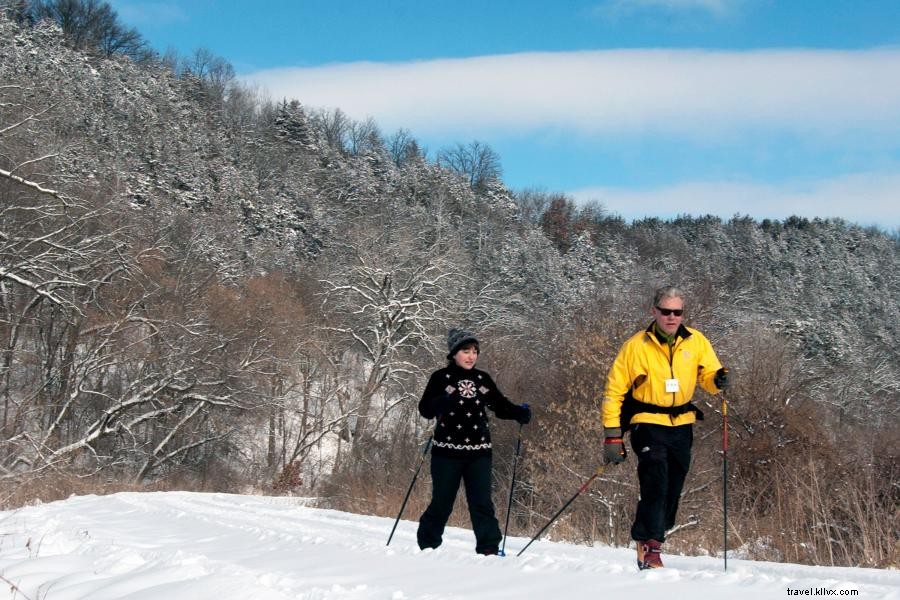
[655,307,684,317]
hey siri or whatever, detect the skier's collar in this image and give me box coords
[646,322,691,344]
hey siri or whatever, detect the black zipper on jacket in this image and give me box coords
[667,339,677,423]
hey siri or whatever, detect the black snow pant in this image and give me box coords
[629,423,693,543]
[417,453,501,554]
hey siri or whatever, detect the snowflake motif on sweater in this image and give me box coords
[458,380,477,398]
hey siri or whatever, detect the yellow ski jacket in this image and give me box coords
[602,323,723,429]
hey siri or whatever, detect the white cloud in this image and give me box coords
[243,49,900,140]
[243,49,900,227]
[569,172,900,227]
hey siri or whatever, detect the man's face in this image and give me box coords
[653,296,684,336]
[452,344,479,369]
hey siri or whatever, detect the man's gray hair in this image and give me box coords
[652,285,685,307]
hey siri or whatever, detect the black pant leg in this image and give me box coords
[417,454,464,550]
[462,454,502,553]
[630,424,669,542]
[663,425,693,533]
[629,424,693,543]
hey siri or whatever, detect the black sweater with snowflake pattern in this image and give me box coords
[418,364,524,458]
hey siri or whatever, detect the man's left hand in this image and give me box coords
[516,403,532,425]
[714,367,730,391]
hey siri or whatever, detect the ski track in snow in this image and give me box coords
[0,491,897,599]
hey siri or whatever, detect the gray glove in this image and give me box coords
[603,427,626,464]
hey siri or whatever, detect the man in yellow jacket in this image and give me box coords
[602,285,728,570]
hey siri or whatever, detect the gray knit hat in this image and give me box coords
[447,327,479,359]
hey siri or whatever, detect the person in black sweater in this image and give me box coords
[416,328,532,555]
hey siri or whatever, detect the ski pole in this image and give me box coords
[386,433,433,546]
[722,386,729,571]
[500,418,525,556]
[516,465,606,557]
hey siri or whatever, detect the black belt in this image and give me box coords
[621,392,704,431]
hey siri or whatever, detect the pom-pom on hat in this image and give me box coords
[447,328,479,359]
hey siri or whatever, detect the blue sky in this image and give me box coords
[109,0,900,227]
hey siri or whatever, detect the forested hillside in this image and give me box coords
[1,8,897,568]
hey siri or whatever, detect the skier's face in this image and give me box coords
[653,297,684,336]
[453,344,479,369]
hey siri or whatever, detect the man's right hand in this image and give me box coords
[603,427,626,464]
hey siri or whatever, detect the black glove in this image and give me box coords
[714,367,730,391]
[516,403,532,425]
[603,427,626,464]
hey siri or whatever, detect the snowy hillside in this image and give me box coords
[1,492,896,599]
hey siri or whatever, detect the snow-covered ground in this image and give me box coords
[1,492,896,599]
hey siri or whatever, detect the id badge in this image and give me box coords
[665,378,680,393]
